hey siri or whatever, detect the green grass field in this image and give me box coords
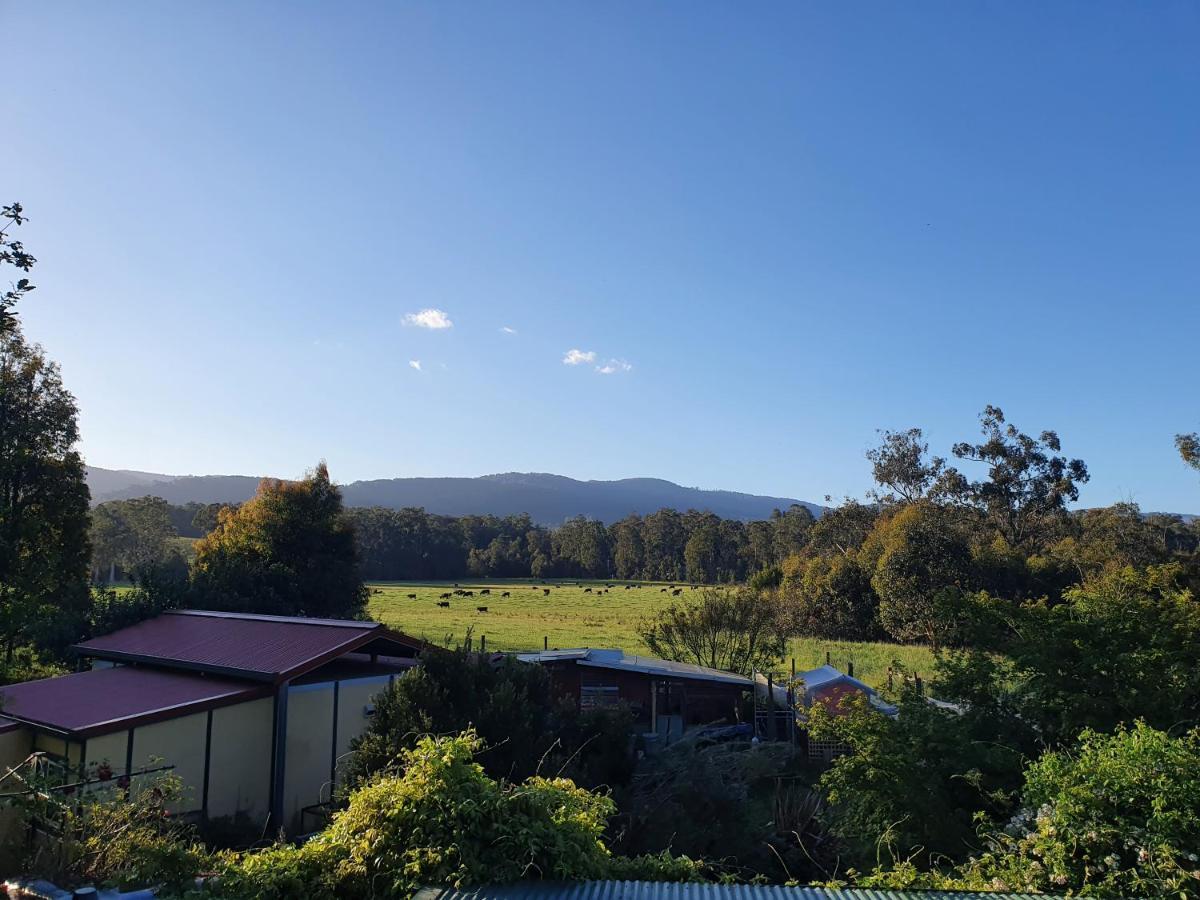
[367,579,934,687]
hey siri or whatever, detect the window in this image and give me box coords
[580,685,619,709]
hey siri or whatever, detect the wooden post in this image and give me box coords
[787,685,796,746]
[751,669,759,742]
[480,635,486,653]
[825,650,830,666]
[766,674,776,742]
[544,635,548,651]
[847,660,854,678]
[790,657,795,679]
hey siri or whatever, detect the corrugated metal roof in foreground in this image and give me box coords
[413,882,1049,900]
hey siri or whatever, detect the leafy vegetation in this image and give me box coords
[0,760,205,892]
[210,731,701,899]
[190,462,367,619]
[0,219,91,666]
[345,647,635,790]
[641,586,789,675]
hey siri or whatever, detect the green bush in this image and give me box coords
[853,722,1200,898]
[212,731,696,899]
[955,721,1200,897]
[1,763,207,892]
[205,841,343,900]
[345,650,635,791]
[616,732,825,882]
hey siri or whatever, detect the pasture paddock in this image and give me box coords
[367,578,933,687]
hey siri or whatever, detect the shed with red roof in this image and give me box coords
[0,610,427,835]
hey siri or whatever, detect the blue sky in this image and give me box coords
[8,2,1200,511]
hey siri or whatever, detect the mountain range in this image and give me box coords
[85,467,823,525]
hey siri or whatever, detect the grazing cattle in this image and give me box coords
[691,585,698,590]
[672,588,682,596]
[477,606,488,613]
[543,589,551,596]
[668,584,676,589]
[584,587,593,594]
[407,593,417,599]
[439,593,452,599]
[625,585,632,590]
[480,588,490,595]
[660,588,667,593]
[501,591,510,598]
[437,601,450,608]
[464,591,474,597]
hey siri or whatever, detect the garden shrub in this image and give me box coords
[212,730,693,898]
[1,762,207,892]
[345,649,635,791]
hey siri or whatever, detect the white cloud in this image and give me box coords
[563,348,597,365]
[596,358,633,375]
[500,325,517,335]
[402,308,454,330]
[408,360,422,371]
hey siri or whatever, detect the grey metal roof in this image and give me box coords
[517,648,753,687]
[414,882,1049,900]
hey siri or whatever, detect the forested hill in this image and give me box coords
[85,467,822,525]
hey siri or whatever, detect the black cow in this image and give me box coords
[480,589,490,595]
[437,601,450,608]
[543,588,551,596]
[501,591,510,597]
[439,592,452,599]
[477,606,488,613]
[407,593,417,599]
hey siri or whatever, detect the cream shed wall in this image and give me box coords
[1,676,397,838]
[208,696,273,821]
[282,675,392,833]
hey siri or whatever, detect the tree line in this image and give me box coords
[89,496,820,585]
[776,412,1199,649]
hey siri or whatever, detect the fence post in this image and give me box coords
[847,661,854,679]
[787,685,796,746]
[825,650,830,666]
[480,635,486,653]
[751,668,759,742]
[544,635,548,651]
[767,674,777,742]
[790,657,795,679]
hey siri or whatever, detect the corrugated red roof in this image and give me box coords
[0,666,268,738]
[71,610,412,683]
